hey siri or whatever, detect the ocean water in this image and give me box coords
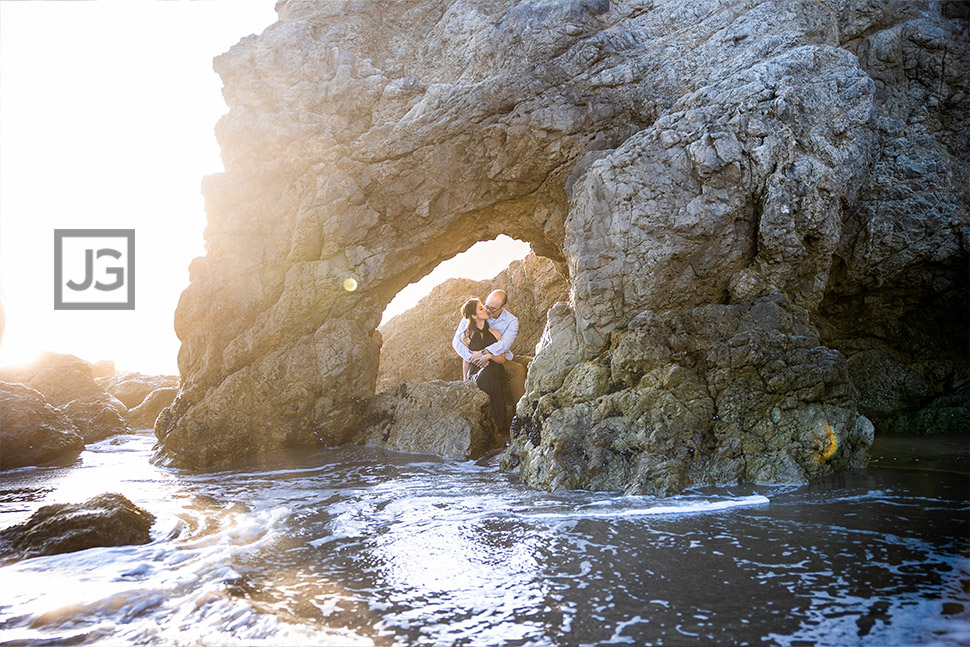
[0,431,967,646]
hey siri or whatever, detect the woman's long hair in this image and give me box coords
[461,298,489,344]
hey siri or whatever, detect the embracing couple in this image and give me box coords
[451,289,528,431]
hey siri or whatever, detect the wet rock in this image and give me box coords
[0,382,84,470]
[97,372,178,409]
[377,253,567,391]
[0,493,155,563]
[356,380,501,460]
[127,386,178,430]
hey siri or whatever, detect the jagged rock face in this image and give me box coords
[158,0,967,491]
[128,387,179,430]
[503,296,873,494]
[376,252,568,390]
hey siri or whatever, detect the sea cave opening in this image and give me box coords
[373,234,570,409]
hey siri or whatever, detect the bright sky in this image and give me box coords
[0,0,528,376]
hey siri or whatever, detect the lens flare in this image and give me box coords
[819,422,839,461]
[342,277,358,292]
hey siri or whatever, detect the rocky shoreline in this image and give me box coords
[0,353,177,470]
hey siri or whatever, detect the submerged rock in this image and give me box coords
[155,1,967,492]
[356,380,502,459]
[0,493,155,564]
[0,382,84,470]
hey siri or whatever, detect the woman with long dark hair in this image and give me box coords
[458,298,510,430]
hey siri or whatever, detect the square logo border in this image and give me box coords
[54,229,135,310]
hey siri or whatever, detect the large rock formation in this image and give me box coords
[376,252,568,390]
[0,382,85,470]
[156,0,967,492]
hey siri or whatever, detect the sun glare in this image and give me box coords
[0,0,278,375]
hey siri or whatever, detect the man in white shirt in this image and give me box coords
[452,289,528,406]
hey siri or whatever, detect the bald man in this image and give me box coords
[451,289,528,407]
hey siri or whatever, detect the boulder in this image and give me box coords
[376,252,567,391]
[0,382,84,470]
[96,372,179,409]
[154,1,967,493]
[356,380,502,460]
[128,386,178,430]
[61,395,131,443]
[503,295,872,494]
[0,493,155,564]
[0,352,109,409]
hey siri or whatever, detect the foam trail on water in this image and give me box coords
[525,495,770,520]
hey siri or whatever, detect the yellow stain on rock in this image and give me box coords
[819,421,839,461]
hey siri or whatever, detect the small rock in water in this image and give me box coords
[0,493,155,564]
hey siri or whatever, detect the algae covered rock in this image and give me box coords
[503,296,873,495]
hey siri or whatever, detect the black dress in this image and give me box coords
[465,325,511,430]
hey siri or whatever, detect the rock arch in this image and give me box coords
[155,0,968,494]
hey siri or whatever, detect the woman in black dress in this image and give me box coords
[459,298,511,430]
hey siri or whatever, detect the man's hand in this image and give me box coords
[469,351,490,368]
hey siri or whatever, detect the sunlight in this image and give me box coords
[0,0,278,375]
[379,235,532,326]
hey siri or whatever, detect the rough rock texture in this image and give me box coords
[128,386,179,430]
[0,352,131,442]
[376,252,568,390]
[61,395,131,444]
[357,380,501,459]
[0,382,85,470]
[157,0,967,492]
[503,296,873,494]
[97,373,179,410]
[0,353,115,410]
[0,493,155,564]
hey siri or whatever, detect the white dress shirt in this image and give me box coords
[452,309,519,361]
